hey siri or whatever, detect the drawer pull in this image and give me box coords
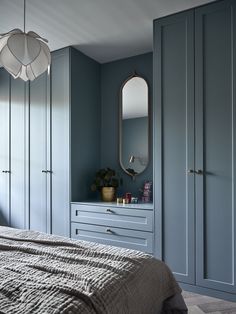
[106,228,113,234]
[106,208,113,213]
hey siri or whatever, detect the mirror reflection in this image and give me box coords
[119,74,149,177]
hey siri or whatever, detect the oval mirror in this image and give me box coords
[119,74,149,177]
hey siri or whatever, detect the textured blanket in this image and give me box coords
[0,226,185,314]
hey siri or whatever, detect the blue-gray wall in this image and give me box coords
[100,52,153,198]
[70,47,101,201]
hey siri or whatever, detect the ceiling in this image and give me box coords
[0,0,215,63]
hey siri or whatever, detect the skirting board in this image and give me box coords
[180,283,236,303]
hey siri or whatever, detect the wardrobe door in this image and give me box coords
[29,73,50,233]
[195,0,236,293]
[50,49,70,237]
[154,11,195,284]
[10,78,29,229]
[0,69,10,226]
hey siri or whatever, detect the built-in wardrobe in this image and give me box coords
[0,0,235,302]
[0,47,100,236]
[154,0,236,301]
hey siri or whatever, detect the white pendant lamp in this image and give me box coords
[0,0,51,81]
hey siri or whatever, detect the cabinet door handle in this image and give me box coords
[2,170,10,173]
[106,228,113,234]
[42,170,47,173]
[47,170,52,173]
[187,169,195,174]
[196,169,203,175]
[106,208,113,213]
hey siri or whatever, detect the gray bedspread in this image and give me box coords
[0,226,187,314]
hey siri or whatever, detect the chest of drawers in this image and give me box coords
[71,202,154,253]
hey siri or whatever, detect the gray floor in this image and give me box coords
[183,291,236,314]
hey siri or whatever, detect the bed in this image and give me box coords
[0,226,187,313]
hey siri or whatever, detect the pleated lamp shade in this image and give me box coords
[0,28,51,81]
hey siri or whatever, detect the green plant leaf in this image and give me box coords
[91,167,122,191]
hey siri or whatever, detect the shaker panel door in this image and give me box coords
[10,78,29,229]
[195,0,236,293]
[29,73,49,233]
[154,11,195,284]
[0,69,10,226]
[50,49,70,237]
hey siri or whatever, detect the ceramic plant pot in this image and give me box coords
[101,187,116,202]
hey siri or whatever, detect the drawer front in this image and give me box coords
[71,222,153,254]
[71,204,153,232]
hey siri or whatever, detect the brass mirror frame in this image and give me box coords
[119,73,150,178]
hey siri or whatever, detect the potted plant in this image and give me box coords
[91,167,121,202]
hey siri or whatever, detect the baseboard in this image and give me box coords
[180,283,236,302]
